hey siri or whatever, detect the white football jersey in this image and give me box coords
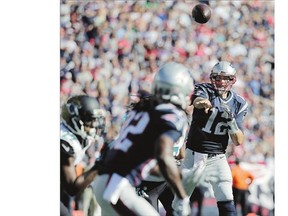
[60,122,91,165]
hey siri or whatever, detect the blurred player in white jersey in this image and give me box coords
[60,95,106,216]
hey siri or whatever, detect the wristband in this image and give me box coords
[227,118,240,134]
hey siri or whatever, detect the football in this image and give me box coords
[192,3,211,24]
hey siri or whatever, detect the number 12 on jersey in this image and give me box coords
[202,108,228,135]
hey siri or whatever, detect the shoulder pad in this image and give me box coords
[60,123,82,158]
[156,103,188,131]
[193,83,215,99]
[232,92,248,115]
[60,123,80,144]
[61,139,75,156]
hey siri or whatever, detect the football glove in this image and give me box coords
[220,103,240,134]
[220,103,235,120]
[227,118,240,134]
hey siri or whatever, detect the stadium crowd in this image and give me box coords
[60,0,274,215]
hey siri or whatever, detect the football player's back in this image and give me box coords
[102,101,188,183]
[94,62,194,216]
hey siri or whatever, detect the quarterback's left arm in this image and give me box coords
[227,102,248,146]
[229,128,244,146]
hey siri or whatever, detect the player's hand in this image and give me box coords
[195,99,212,113]
[172,196,191,216]
[221,103,235,120]
[220,104,240,134]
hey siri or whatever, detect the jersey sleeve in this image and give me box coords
[61,139,75,156]
[235,97,248,131]
[156,104,188,143]
[191,83,209,103]
[60,123,81,158]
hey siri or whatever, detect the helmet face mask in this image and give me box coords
[61,95,105,143]
[151,62,194,110]
[210,61,236,96]
[81,109,105,129]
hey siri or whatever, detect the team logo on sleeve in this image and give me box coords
[161,113,184,131]
[161,113,177,122]
[61,140,74,155]
[62,143,70,152]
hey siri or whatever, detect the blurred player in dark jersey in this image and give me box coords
[173,61,248,216]
[60,95,106,215]
[131,77,188,216]
[93,62,194,216]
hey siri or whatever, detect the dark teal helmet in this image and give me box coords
[61,95,105,140]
